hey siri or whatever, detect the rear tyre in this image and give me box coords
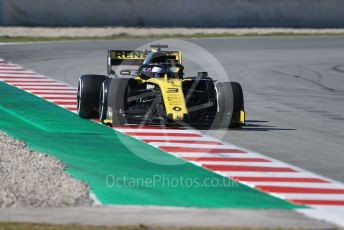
[215,82,244,128]
[77,74,107,118]
[107,78,131,125]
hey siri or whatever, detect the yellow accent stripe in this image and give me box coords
[240,110,245,124]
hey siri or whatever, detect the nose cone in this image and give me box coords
[175,114,182,121]
[167,113,185,121]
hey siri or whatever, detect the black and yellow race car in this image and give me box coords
[77,45,245,128]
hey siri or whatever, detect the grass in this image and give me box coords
[1,32,344,43]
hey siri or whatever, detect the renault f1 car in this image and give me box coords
[77,45,245,128]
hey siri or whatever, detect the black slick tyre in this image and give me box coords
[99,79,110,122]
[77,74,107,118]
[229,82,244,128]
[107,78,131,125]
[215,81,244,128]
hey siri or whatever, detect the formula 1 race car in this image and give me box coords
[77,45,245,128]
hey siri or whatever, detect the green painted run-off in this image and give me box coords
[0,81,301,208]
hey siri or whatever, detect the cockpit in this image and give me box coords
[140,51,184,79]
[139,63,184,79]
[143,52,178,65]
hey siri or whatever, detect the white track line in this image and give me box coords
[16,86,73,89]
[196,161,291,167]
[178,153,272,158]
[25,90,77,93]
[281,194,344,200]
[147,142,237,149]
[130,135,219,141]
[0,63,18,67]
[225,171,326,178]
[115,128,202,134]
[251,182,343,189]
[0,73,44,77]
[48,99,76,102]
[10,82,65,86]
[0,70,35,74]
[59,105,77,109]
[0,66,24,70]
[1,79,55,82]
[36,94,77,98]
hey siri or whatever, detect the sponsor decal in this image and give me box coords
[167,88,179,93]
[111,51,145,60]
[146,84,155,90]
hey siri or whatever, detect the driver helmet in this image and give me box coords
[151,66,163,78]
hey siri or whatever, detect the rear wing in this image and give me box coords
[107,50,182,75]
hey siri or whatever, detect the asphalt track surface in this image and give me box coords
[0,37,343,183]
[0,37,344,227]
[0,206,334,228]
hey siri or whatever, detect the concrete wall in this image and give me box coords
[0,0,344,27]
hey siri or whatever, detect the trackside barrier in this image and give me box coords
[0,0,344,27]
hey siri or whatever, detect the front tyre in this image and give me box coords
[107,78,131,125]
[229,82,244,128]
[77,74,107,118]
[99,79,110,122]
[215,82,244,128]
